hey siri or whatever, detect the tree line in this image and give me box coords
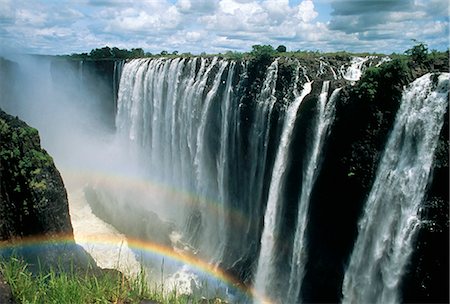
[67,42,448,66]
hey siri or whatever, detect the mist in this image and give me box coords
[0,54,232,298]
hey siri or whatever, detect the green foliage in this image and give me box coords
[223,50,244,60]
[250,44,276,61]
[0,256,221,304]
[69,46,149,60]
[0,112,54,206]
[353,58,410,102]
[89,46,113,59]
[405,40,429,65]
[276,45,287,53]
[130,48,145,58]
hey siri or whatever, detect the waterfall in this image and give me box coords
[254,62,312,301]
[113,60,124,111]
[193,59,229,262]
[286,82,342,303]
[109,55,448,303]
[341,57,369,82]
[116,57,236,259]
[342,73,449,304]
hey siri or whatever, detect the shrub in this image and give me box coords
[405,40,429,66]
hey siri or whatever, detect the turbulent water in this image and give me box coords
[254,76,312,299]
[286,82,342,303]
[342,73,449,304]
[12,53,439,304]
[107,56,449,303]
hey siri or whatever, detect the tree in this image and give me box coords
[89,46,113,59]
[276,45,287,53]
[405,40,428,65]
[250,45,276,61]
[131,48,144,58]
[111,47,130,59]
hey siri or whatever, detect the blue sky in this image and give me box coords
[0,0,448,55]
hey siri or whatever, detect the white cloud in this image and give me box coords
[0,0,447,55]
[296,0,318,23]
[177,0,192,12]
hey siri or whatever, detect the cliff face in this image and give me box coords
[0,109,73,240]
[50,59,120,130]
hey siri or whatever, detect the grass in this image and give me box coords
[0,256,218,304]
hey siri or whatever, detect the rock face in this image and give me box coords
[300,59,406,302]
[50,58,122,130]
[0,108,100,300]
[0,109,73,240]
[401,102,449,303]
[0,273,14,304]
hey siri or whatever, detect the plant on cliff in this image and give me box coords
[276,45,287,53]
[1,109,72,240]
[353,58,410,103]
[405,40,429,66]
[250,44,276,62]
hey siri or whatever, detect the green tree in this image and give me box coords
[90,46,113,59]
[405,40,428,65]
[250,44,276,61]
[276,45,287,53]
[131,48,144,58]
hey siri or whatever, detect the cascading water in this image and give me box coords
[342,73,449,304]
[286,82,342,303]
[254,65,312,301]
[341,56,370,82]
[116,57,233,260]
[2,52,447,304]
[95,55,448,303]
[113,60,124,111]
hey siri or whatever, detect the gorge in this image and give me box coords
[0,51,448,303]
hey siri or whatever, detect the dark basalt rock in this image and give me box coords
[50,58,119,131]
[300,61,406,303]
[0,109,73,240]
[84,185,175,247]
[401,100,449,303]
[0,108,98,278]
[0,273,15,304]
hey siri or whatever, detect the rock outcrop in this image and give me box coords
[0,109,98,300]
[0,109,73,240]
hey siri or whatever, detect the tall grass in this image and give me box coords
[0,256,216,304]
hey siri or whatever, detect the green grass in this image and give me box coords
[0,256,214,304]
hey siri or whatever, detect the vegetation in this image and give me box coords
[65,42,449,72]
[353,58,410,103]
[276,45,287,53]
[67,46,150,60]
[0,256,222,304]
[405,39,429,65]
[0,119,52,187]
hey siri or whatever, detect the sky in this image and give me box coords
[0,0,448,55]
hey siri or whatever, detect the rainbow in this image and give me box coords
[61,168,252,233]
[0,233,273,303]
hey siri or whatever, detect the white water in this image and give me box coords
[342,73,449,304]
[116,57,237,261]
[65,171,141,276]
[342,56,370,82]
[254,68,312,302]
[286,82,342,303]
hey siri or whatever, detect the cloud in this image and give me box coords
[176,0,219,14]
[0,0,447,55]
[327,0,448,52]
